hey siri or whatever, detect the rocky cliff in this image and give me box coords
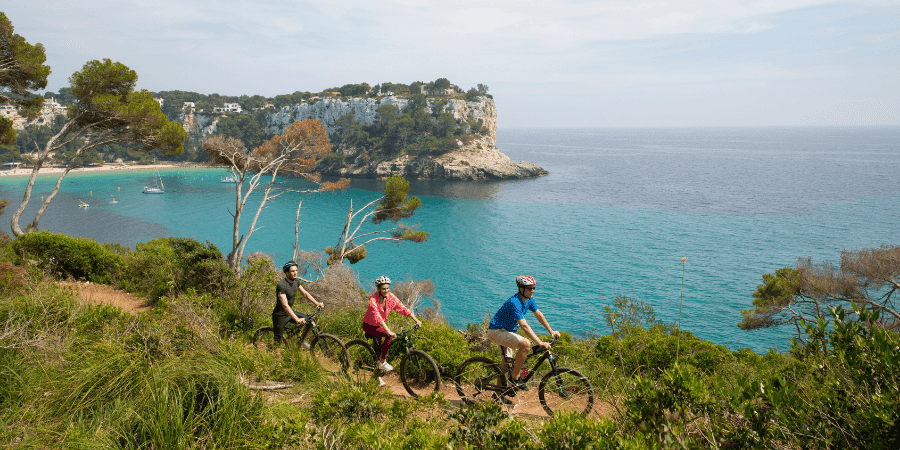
[182,96,546,181]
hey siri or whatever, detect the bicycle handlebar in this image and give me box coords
[530,336,560,355]
[396,324,421,336]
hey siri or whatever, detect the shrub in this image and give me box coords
[12,231,125,283]
[0,262,26,293]
[311,380,391,423]
[121,237,233,301]
[415,320,477,376]
[537,412,621,449]
[218,257,276,332]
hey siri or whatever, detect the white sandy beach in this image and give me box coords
[0,163,209,177]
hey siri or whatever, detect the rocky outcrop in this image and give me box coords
[180,110,218,141]
[318,134,547,180]
[272,96,545,180]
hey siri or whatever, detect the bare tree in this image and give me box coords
[326,175,428,265]
[741,245,900,336]
[203,119,349,271]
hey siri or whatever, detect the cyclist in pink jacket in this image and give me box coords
[363,275,423,374]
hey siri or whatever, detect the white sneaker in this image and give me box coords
[377,361,394,371]
[378,377,386,386]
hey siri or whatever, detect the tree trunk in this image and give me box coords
[10,160,43,237]
[30,147,88,231]
[10,119,77,236]
[292,201,303,262]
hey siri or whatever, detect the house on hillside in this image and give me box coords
[213,103,242,113]
[42,98,65,112]
[425,87,456,96]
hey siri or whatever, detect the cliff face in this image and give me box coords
[265,96,498,138]
[179,110,218,141]
[182,96,546,181]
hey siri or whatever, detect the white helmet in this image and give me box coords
[516,275,536,288]
[375,275,391,286]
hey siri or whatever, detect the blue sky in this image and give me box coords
[5,1,899,127]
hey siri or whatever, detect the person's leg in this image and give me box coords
[511,337,531,381]
[486,329,526,376]
[363,323,392,362]
[273,313,291,345]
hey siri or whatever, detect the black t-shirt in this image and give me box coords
[273,277,301,316]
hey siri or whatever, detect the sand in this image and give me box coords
[0,163,211,177]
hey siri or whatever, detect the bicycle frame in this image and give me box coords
[496,337,561,384]
[286,307,323,343]
[363,325,420,368]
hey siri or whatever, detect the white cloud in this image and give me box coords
[4,0,899,125]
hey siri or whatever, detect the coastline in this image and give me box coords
[0,163,211,178]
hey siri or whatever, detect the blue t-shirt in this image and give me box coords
[488,293,537,332]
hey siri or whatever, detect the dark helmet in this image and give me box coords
[282,261,298,273]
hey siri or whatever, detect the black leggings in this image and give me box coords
[272,310,309,344]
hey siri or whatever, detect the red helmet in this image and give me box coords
[516,275,536,288]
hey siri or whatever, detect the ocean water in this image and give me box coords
[1,126,898,353]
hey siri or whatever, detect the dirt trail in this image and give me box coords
[61,281,152,314]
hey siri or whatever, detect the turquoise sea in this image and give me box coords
[2,126,898,353]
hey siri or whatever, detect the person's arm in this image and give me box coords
[297,284,324,309]
[517,318,549,349]
[533,310,561,340]
[279,293,305,324]
[391,294,423,327]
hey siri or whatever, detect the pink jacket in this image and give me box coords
[363,292,413,329]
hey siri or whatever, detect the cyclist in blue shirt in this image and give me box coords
[486,275,560,391]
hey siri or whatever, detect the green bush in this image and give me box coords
[12,231,125,283]
[595,325,733,377]
[121,237,234,301]
[414,320,474,376]
[311,380,391,424]
[537,412,622,450]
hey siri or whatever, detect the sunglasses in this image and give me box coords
[523,287,536,291]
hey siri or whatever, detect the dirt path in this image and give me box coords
[374,370,612,420]
[61,281,152,314]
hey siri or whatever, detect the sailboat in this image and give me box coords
[143,169,164,194]
[109,195,118,204]
[220,176,237,183]
[78,199,89,208]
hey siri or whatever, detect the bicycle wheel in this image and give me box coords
[309,334,349,372]
[455,357,504,405]
[538,367,594,416]
[251,327,276,351]
[398,349,440,397]
[344,339,377,384]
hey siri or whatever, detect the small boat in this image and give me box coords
[78,199,89,208]
[109,195,118,204]
[220,176,237,183]
[143,169,165,194]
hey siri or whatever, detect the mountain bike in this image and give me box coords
[251,306,349,372]
[344,324,441,398]
[454,337,594,416]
